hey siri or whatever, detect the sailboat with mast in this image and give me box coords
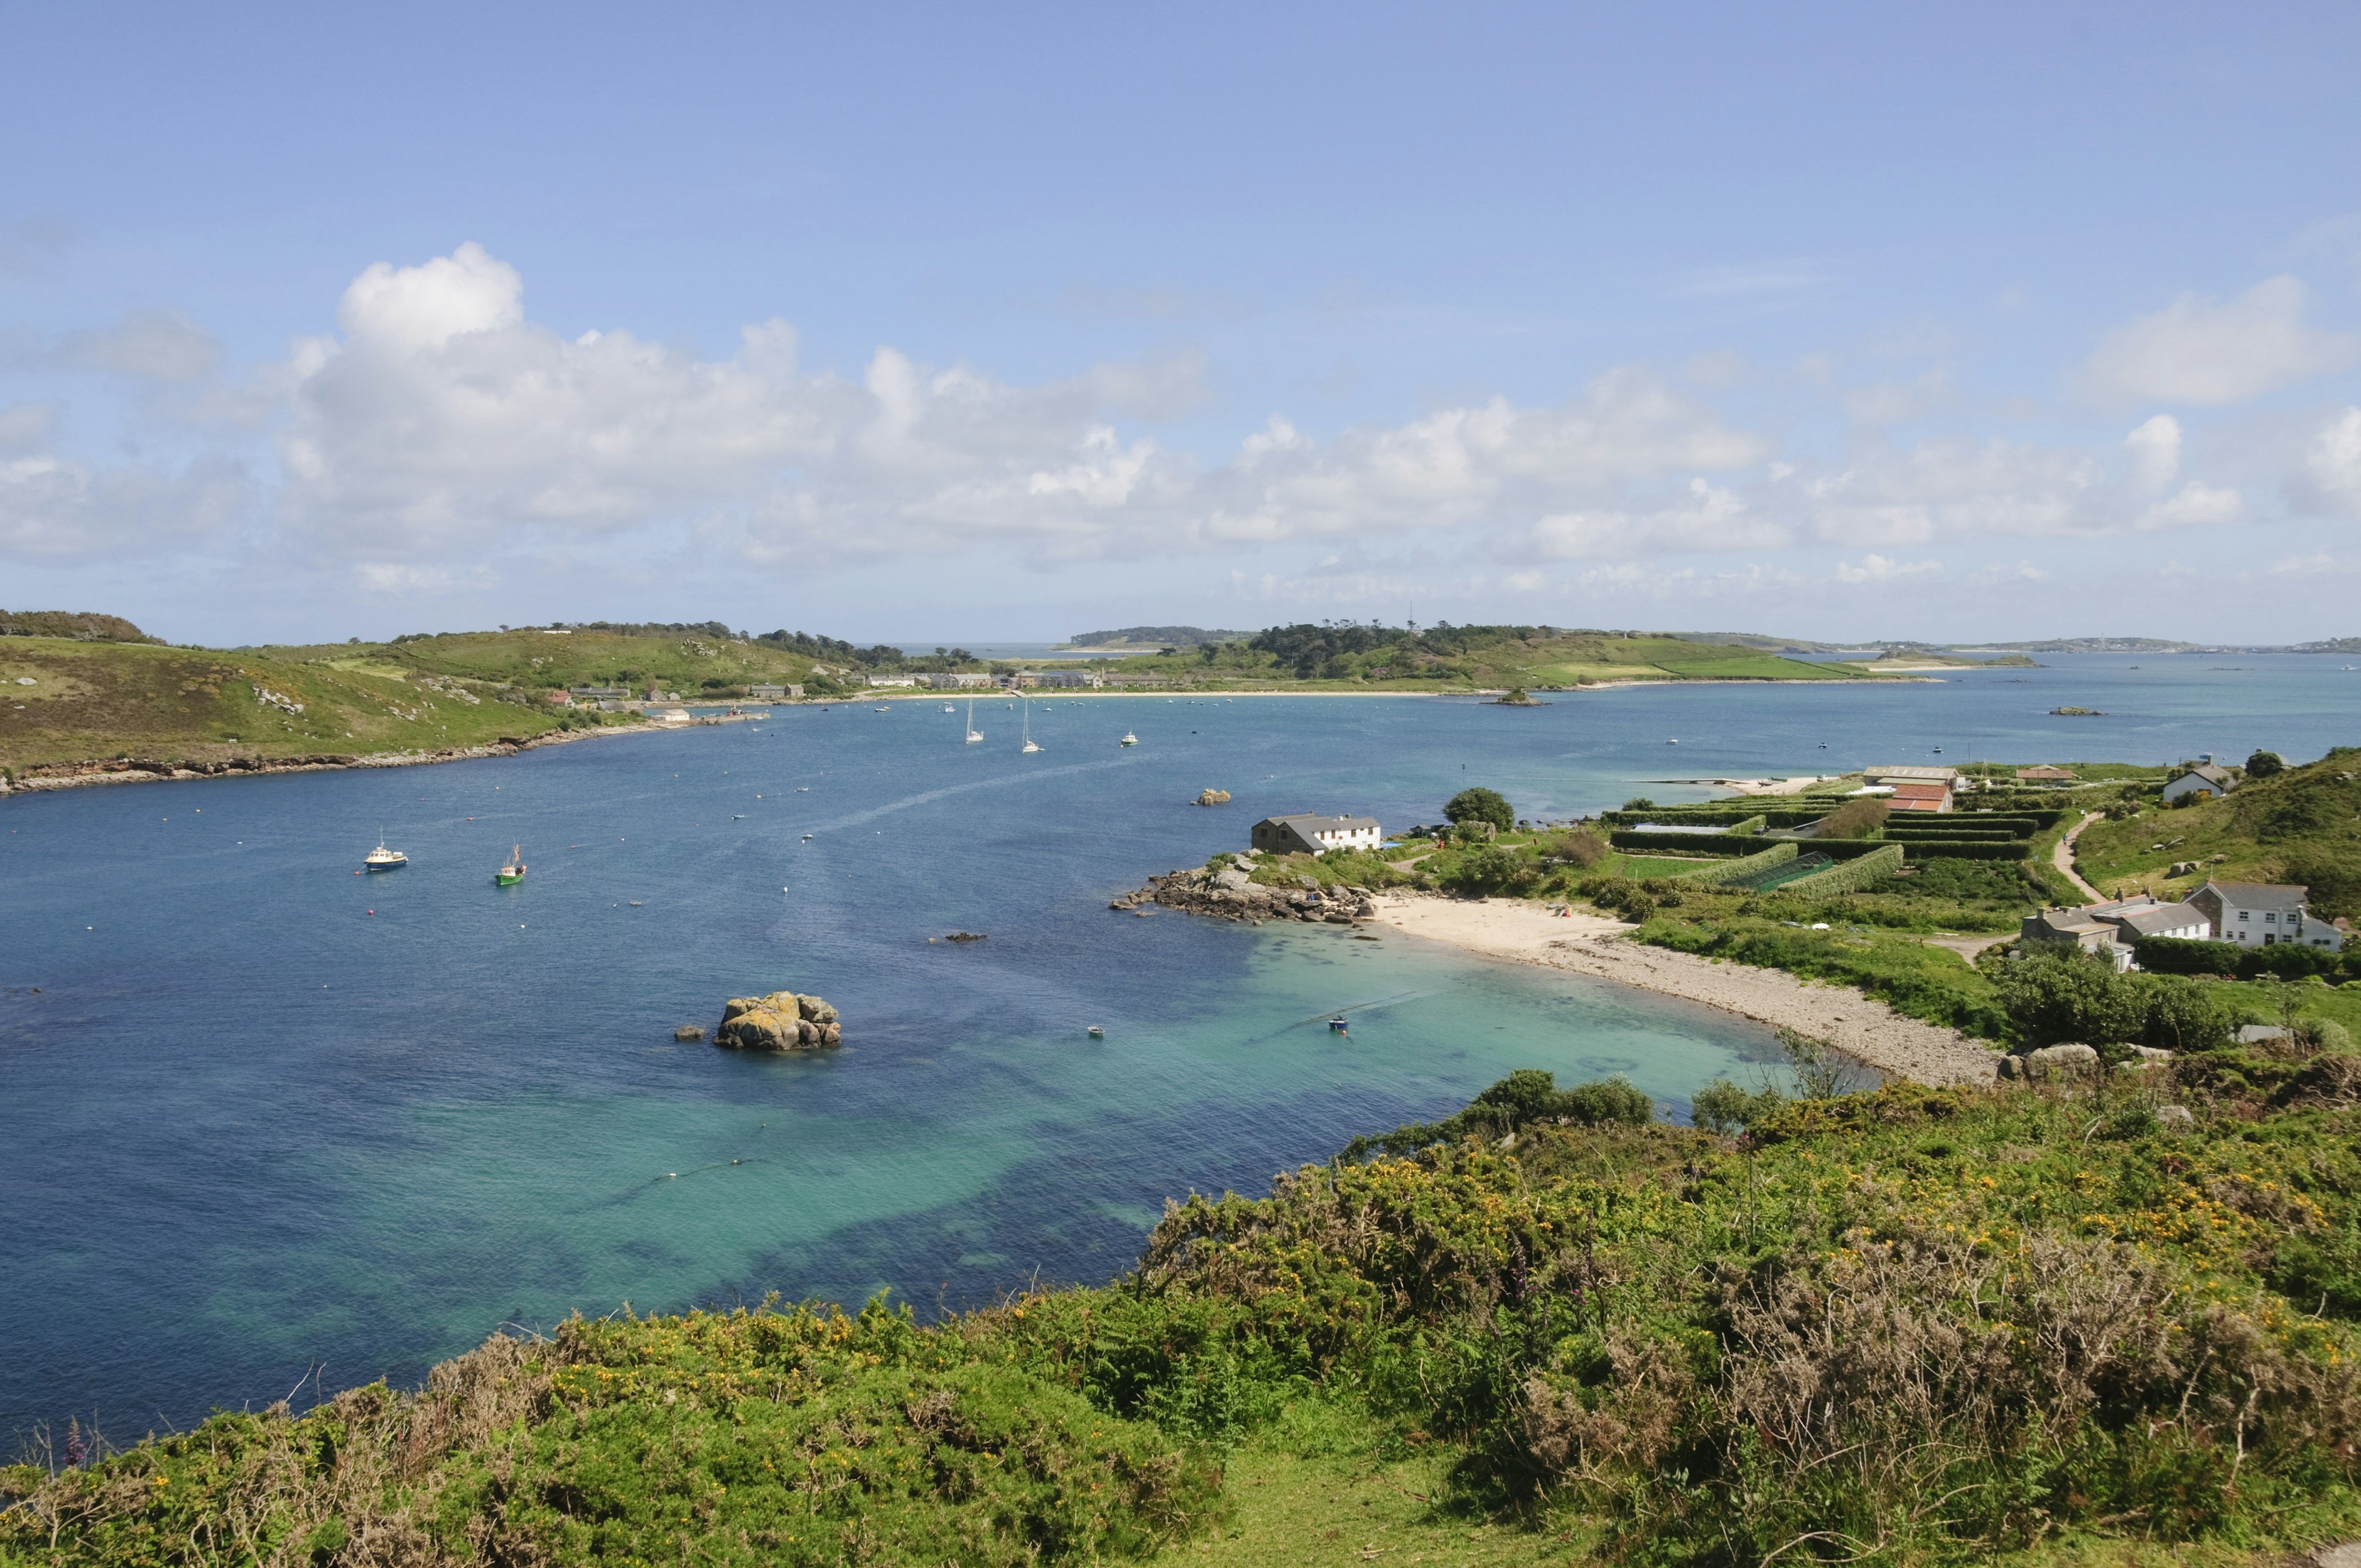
[1020,695,1042,754]
[963,695,983,745]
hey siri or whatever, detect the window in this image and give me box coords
[2238,911,2249,921]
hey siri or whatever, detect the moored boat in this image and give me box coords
[1119,731,1137,746]
[363,836,407,870]
[495,845,526,885]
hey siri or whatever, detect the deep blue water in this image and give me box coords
[3,652,2355,1441]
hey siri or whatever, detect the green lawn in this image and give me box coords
[1648,654,1863,680]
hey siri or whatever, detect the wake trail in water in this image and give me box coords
[810,756,1141,834]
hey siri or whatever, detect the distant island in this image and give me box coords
[1055,625,1250,649]
[4,610,2355,791]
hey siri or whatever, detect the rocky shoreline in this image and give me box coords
[1112,863,1379,925]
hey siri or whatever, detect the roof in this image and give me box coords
[2175,763,2232,786]
[1865,765,1958,783]
[2016,766,2074,779]
[2114,902,2209,937]
[2028,911,2116,941]
[1262,814,1380,834]
[1891,781,1951,799]
[2202,881,2308,909]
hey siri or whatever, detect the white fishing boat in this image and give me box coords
[363,835,407,870]
[1119,731,1137,746]
[964,695,984,745]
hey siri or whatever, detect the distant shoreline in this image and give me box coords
[0,712,763,798]
[2,673,1928,795]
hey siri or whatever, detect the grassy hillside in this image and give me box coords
[0,625,882,775]
[310,627,844,697]
[2076,748,2361,915]
[0,637,577,774]
[1100,625,1891,689]
[14,1064,2361,1565]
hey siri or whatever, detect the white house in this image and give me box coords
[2162,763,2233,803]
[866,675,918,688]
[2188,881,2343,951]
[2019,893,2210,971]
[1251,814,1383,856]
[923,672,997,689]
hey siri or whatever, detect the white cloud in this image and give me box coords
[0,448,244,559]
[66,311,223,382]
[1805,439,2100,545]
[0,311,224,383]
[273,246,1770,566]
[0,401,58,454]
[1800,430,2240,544]
[1833,553,1942,584]
[1527,478,1786,560]
[355,562,497,594]
[2124,414,2181,492]
[2082,275,2360,405]
[2306,406,2361,518]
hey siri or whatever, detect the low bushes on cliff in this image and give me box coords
[22,1069,2361,1564]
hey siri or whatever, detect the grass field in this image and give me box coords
[0,637,572,772]
[1648,653,1860,679]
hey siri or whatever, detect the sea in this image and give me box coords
[3,652,2355,1441]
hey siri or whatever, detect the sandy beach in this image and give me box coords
[1368,893,2000,1088]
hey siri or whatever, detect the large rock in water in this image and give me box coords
[716,991,842,1051]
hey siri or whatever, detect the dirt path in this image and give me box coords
[1367,893,1999,1087]
[1922,933,2013,962]
[2053,811,2106,901]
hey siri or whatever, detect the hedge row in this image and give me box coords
[1891,840,2035,861]
[1782,842,1905,893]
[2136,933,2352,981]
[1671,841,1798,884]
[1721,814,1768,836]
[1602,807,1829,828]
[1881,827,2030,842]
[1610,831,1762,855]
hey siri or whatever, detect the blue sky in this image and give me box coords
[4,2,2360,644]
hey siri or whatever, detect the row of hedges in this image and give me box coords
[1720,813,1768,836]
[1608,830,1764,855]
[1881,822,2035,837]
[1602,806,1830,828]
[1609,829,2030,862]
[2137,934,2355,981]
[1671,841,1798,884]
[1782,842,1905,892]
[1897,840,2035,861]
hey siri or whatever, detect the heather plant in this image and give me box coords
[16,1069,2361,1565]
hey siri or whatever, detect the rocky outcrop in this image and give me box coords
[1997,1042,2100,1081]
[673,1025,705,1041]
[1112,866,1378,925]
[1194,788,1232,806]
[715,991,842,1051]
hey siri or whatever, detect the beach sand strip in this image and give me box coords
[1369,893,1999,1088]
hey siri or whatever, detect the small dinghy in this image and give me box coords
[1327,1016,1350,1034]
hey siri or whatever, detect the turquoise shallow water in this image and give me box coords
[3,653,2355,1436]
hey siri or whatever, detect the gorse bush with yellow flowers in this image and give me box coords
[13,1060,2361,1564]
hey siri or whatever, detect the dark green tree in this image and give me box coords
[1444,786,1514,831]
[2247,749,2287,777]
